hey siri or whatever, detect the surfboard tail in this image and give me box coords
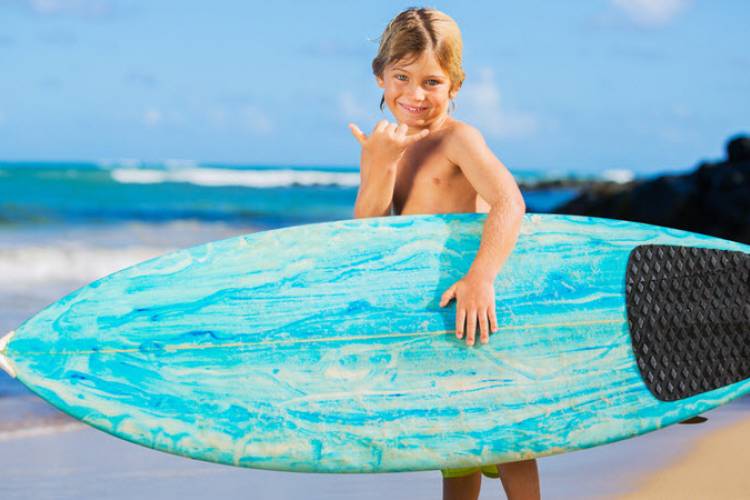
[0,331,16,378]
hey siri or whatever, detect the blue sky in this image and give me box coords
[0,0,748,174]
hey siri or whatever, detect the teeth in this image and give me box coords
[402,104,424,112]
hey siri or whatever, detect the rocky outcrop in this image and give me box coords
[555,134,750,244]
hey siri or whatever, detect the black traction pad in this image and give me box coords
[626,244,750,401]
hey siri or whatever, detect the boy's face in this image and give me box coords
[376,49,456,130]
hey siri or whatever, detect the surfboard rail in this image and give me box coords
[0,330,16,378]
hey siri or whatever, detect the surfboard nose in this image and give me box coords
[626,245,750,402]
[0,331,16,378]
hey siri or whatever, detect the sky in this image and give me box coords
[0,0,748,174]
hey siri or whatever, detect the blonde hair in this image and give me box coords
[372,7,465,110]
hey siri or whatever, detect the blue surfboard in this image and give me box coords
[1,213,749,472]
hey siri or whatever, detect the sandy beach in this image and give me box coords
[617,414,750,499]
[0,391,747,500]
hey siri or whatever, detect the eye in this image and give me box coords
[427,79,441,86]
[395,74,407,81]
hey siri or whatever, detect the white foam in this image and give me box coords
[0,243,171,289]
[110,168,166,184]
[110,167,360,188]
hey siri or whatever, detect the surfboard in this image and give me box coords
[1,213,749,473]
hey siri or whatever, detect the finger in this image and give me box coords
[479,310,490,344]
[374,120,389,133]
[440,284,456,307]
[405,128,430,145]
[489,307,499,332]
[395,123,408,137]
[386,122,399,136]
[455,307,466,339]
[466,309,477,346]
[348,124,366,145]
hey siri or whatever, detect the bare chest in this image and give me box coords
[392,143,480,215]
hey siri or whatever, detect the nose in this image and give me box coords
[406,83,426,101]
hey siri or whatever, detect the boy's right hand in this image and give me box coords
[349,120,430,168]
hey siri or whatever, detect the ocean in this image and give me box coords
[0,160,606,435]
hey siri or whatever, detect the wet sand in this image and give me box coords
[0,394,748,499]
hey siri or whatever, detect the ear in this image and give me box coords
[376,75,385,89]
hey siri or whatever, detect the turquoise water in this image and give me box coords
[0,162,359,227]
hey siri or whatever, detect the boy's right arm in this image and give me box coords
[353,159,397,218]
[349,120,429,219]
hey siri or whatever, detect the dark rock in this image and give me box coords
[727,134,750,163]
[555,134,750,244]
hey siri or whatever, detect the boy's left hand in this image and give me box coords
[439,274,499,346]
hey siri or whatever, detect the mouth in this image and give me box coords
[398,102,428,114]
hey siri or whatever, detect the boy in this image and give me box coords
[349,29,539,500]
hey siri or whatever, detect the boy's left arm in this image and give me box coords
[439,124,526,347]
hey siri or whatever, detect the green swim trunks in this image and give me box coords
[441,464,499,479]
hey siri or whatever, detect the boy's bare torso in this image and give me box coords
[393,119,490,216]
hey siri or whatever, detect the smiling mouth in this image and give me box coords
[399,102,428,114]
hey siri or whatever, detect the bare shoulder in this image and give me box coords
[444,119,483,140]
[441,120,490,163]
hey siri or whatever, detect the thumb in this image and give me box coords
[440,284,456,307]
[349,123,367,145]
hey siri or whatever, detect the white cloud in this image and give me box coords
[143,108,162,127]
[455,67,538,140]
[612,0,692,28]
